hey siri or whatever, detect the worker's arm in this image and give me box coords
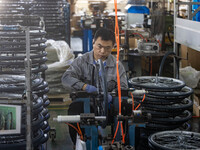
[61,58,86,91]
[62,56,98,93]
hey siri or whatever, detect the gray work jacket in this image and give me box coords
[61,51,128,92]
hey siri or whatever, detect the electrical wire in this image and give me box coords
[132,32,147,42]
[135,94,146,110]
[157,39,162,48]
[111,121,119,144]
[120,122,125,143]
[77,123,83,140]
[111,0,126,144]
[65,123,83,140]
[114,0,122,115]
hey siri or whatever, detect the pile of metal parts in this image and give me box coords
[0,1,50,150]
[129,76,193,132]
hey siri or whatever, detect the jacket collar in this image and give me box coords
[87,51,115,67]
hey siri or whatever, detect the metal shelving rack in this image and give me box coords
[0,26,33,150]
[174,0,200,52]
[0,1,50,149]
[173,0,200,77]
[24,26,33,150]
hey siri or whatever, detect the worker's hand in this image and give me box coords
[85,84,97,93]
[108,94,112,103]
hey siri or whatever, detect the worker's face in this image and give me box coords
[93,37,113,61]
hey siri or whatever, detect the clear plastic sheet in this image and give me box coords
[180,66,200,88]
[45,40,74,70]
[45,40,74,94]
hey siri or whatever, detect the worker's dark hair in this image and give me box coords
[93,28,115,45]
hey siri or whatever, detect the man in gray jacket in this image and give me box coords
[62,28,128,92]
[61,27,128,146]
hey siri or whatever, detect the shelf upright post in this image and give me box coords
[24,26,33,150]
[173,0,178,78]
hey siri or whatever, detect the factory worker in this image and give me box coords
[61,27,128,146]
[62,27,128,92]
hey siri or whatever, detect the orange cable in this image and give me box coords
[135,94,146,110]
[111,121,119,144]
[130,92,134,111]
[157,40,161,48]
[132,33,148,42]
[77,123,83,140]
[65,123,82,138]
[112,0,126,144]
[120,122,125,143]
[114,0,126,140]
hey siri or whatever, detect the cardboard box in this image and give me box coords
[194,94,200,106]
[181,45,200,71]
[70,4,75,15]
[71,15,81,29]
[141,56,161,76]
[120,37,138,49]
[193,104,200,116]
[193,94,200,116]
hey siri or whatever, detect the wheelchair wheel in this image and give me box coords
[129,76,185,91]
[148,131,200,150]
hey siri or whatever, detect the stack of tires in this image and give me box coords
[129,76,193,132]
[0,1,50,150]
[31,0,70,43]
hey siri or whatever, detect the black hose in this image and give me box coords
[158,51,179,79]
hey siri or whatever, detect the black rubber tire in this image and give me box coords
[148,131,200,150]
[147,86,193,99]
[150,110,192,125]
[139,98,193,112]
[128,76,185,91]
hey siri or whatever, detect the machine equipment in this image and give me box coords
[54,59,150,150]
[136,40,160,53]
[54,56,193,150]
[54,89,150,150]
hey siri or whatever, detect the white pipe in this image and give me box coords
[53,115,106,123]
[132,89,146,95]
[54,115,81,122]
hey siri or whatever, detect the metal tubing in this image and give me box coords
[173,0,178,78]
[131,89,146,95]
[54,115,81,122]
[25,27,32,150]
[53,115,106,123]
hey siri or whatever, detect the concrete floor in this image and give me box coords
[47,103,74,150]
